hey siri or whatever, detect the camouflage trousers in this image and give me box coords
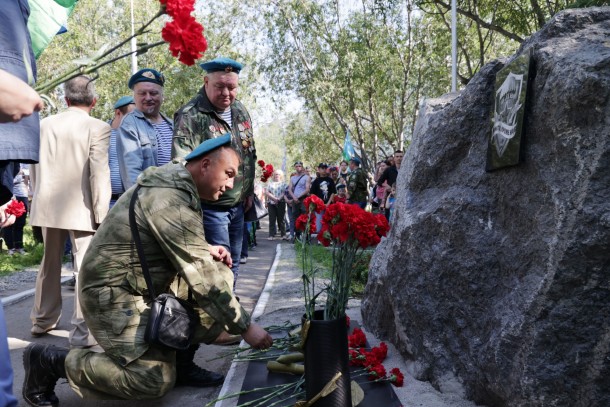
[65,345,176,400]
[65,272,232,399]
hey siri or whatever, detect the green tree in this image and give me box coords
[36,0,257,121]
[256,0,427,171]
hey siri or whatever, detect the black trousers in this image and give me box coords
[268,202,286,237]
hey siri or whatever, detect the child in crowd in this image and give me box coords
[384,183,396,220]
[331,184,348,204]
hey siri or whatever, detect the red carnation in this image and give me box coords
[348,328,367,348]
[371,342,388,362]
[257,160,265,167]
[5,200,26,218]
[161,14,207,66]
[317,226,331,246]
[367,363,386,380]
[303,195,325,214]
[160,0,196,19]
[295,214,309,232]
[264,164,274,177]
[389,367,404,387]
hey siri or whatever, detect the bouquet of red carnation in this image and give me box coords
[5,200,26,218]
[347,326,404,387]
[316,202,389,320]
[257,160,274,182]
[296,196,390,321]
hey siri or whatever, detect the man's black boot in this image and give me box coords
[22,343,68,407]
[175,344,224,387]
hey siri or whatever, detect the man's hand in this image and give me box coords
[242,323,273,350]
[244,195,254,213]
[209,245,232,267]
[0,70,44,123]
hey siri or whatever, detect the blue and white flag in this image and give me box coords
[342,130,355,161]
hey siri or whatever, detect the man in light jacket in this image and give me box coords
[30,75,111,348]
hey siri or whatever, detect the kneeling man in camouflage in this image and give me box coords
[22,134,273,405]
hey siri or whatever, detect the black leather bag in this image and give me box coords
[129,186,197,351]
[244,194,268,222]
[144,293,197,350]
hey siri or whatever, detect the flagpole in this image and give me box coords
[451,0,457,92]
[130,0,138,74]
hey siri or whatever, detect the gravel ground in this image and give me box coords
[0,263,73,301]
[0,268,38,292]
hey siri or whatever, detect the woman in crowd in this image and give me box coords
[371,160,390,213]
[264,169,288,240]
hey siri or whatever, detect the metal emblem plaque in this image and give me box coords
[486,49,531,171]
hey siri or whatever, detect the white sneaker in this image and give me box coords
[240,257,247,264]
[7,249,15,255]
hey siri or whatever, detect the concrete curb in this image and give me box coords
[215,243,282,407]
[1,276,72,306]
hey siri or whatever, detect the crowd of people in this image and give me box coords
[258,150,403,243]
[0,37,274,404]
[0,3,403,405]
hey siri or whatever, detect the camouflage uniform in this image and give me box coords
[64,162,250,400]
[347,167,369,205]
[172,88,255,207]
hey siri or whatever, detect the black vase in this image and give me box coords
[304,310,352,407]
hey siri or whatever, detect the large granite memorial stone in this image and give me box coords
[362,7,610,407]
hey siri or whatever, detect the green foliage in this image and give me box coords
[295,242,372,299]
[568,0,610,6]
[256,0,421,171]
[33,0,594,192]
[0,225,44,275]
[36,0,258,122]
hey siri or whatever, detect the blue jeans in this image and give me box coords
[201,203,244,282]
[315,210,325,235]
[0,302,17,407]
[241,222,249,259]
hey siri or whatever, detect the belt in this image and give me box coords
[111,193,123,200]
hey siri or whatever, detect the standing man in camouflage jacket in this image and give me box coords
[346,157,369,209]
[173,57,255,287]
[22,135,273,406]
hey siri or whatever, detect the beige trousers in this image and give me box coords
[30,227,97,347]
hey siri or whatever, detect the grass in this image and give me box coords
[0,224,44,276]
[294,241,373,298]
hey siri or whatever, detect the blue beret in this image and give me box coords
[185,133,232,162]
[113,96,134,109]
[128,68,165,89]
[350,157,361,165]
[199,57,243,74]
